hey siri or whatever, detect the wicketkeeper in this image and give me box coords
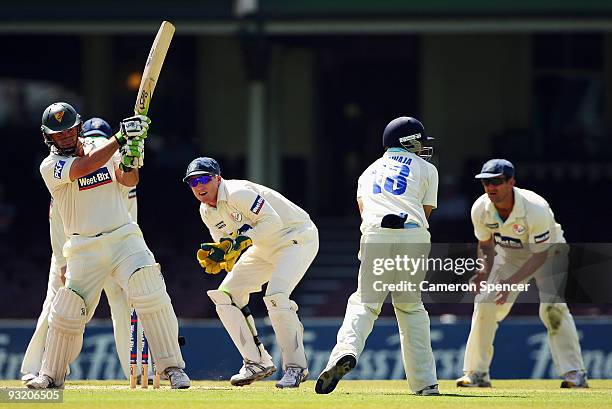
[185,157,318,388]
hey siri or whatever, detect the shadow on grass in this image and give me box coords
[337,392,529,398]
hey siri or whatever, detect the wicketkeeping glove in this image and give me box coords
[114,115,150,146]
[196,249,224,275]
[197,236,253,274]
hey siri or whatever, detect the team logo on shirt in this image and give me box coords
[53,160,66,179]
[77,167,113,190]
[512,223,525,235]
[128,188,137,199]
[215,221,227,230]
[230,212,243,222]
[237,224,252,235]
[493,233,523,249]
[250,195,265,215]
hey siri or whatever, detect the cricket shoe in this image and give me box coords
[415,384,440,396]
[230,360,276,386]
[163,367,191,389]
[21,373,37,384]
[276,366,309,389]
[456,372,492,387]
[315,354,356,394]
[561,370,589,388]
[26,374,62,389]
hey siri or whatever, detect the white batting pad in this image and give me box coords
[263,293,307,369]
[207,290,268,363]
[128,265,184,371]
[40,287,87,386]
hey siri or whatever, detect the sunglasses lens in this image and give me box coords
[188,175,213,187]
[483,178,504,186]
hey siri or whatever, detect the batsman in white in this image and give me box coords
[315,117,439,395]
[21,118,137,382]
[185,157,318,388]
[27,102,189,389]
[456,159,587,388]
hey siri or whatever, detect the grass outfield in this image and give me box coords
[0,380,610,409]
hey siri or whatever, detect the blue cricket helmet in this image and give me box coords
[382,116,434,160]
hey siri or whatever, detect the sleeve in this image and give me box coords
[123,186,138,222]
[471,199,492,241]
[527,205,553,253]
[49,199,67,269]
[356,163,375,199]
[231,188,283,244]
[199,205,223,242]
[356,173,365,199]
[422,163,438,208]
[40,155,77,193]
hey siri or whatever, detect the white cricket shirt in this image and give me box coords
[40,138,131,237]
[199,179,311,247]
[357,149,438,234]
[471,187,565,263]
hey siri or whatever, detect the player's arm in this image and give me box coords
[68,138,120,181]
[357,197,363,217]
[69,115,148,181]
[232,189,283,244]
[504,250,548,286]
[115,165,139,187]
[60,266,67,285]
[422,163,439,219]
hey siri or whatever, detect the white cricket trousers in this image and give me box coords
[218,222,319,307]
[326,227,438,392]
[21,257,132,378]
[62,222,184,372]
[463,247,585,376]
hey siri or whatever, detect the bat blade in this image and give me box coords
[135,21,175,115]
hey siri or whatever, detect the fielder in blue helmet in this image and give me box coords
[83,117,112,138]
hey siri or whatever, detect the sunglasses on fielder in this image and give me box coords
[481,178,507,186]
[187,174,215,187]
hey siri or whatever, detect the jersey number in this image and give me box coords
[373,164,411,195]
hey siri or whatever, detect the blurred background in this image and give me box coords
[1,0,611,380]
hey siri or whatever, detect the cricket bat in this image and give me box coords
[134,21,175,115]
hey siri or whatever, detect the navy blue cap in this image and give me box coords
[475,159,515,179]
[183,157,221,182]
[83,117,112,138]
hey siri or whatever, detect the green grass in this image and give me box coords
[0,380,610,409]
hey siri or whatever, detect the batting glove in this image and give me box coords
[119,137,145,171]
[115,115,151,146]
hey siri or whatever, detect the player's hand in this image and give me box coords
[120,137,144,170]
[469,271,488,294]
[115,115,151,145]
[495,279,511,305]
